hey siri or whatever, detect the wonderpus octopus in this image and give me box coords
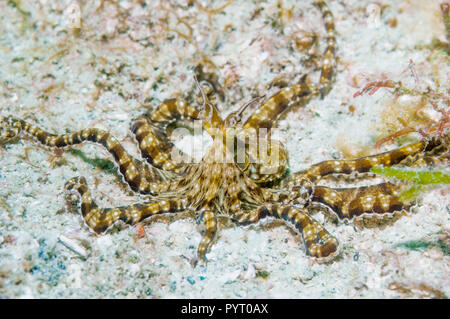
[1,1,448,265]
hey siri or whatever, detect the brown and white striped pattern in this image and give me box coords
[312,183,409,220]
[65,176,188,233]
[232,204,338,259]
[2,116,165,195]
[1,0,447,265]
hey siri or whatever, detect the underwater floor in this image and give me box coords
[0,0,448,298]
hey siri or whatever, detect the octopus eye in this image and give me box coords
[235,153,250,172]
[236,161,249,172]
[199,81,214,95]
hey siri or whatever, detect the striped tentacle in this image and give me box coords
[238,1,337,184]
[239,137,290,187]
[402,154,449,169]
[270,204,339,259]
[313,0,337,97]
[0,117,21,142]
[148,98,200,124]
[291,140,427,184]
[65,176,188,233]
[2,116,166,195]
[242,84,312,130]
[196,210,218,263]
[311,183,410,221]
[132,99,200,173]
[232,204,338,259]
[398,135,449,168]
[241,1,337,131]
[268,183,313,206]
[232,206,271,226]
[239,85,310,186]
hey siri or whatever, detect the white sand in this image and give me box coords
[0,0,448,298]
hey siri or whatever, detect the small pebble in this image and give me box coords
[220,269,241,284]
[58,235,88,259]
[241,264,256,280]
[187,276,196,285]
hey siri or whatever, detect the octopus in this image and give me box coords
[0,1,448,265]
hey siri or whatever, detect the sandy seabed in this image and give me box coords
[0,0,449,298]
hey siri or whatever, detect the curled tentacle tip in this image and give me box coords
[308,240,340,263]
[64,176,86,191]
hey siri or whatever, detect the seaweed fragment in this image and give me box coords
[354,59,449,149]
[394,238,449,255]
[371,167,450,185]
[372,166,450,200]
[68,148,117,175]
[256,270,270,279]
[371,166,449,201]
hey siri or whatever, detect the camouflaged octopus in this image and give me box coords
[1,1,448,264]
